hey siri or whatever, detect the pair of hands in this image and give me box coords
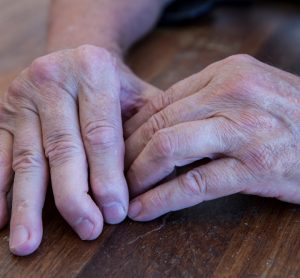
[1,45,300,256]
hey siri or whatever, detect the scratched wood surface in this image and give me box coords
[0,1,299,277]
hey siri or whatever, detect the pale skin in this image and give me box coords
[125,54,300,220]
[0,0,169,256]
[0,0,299,257]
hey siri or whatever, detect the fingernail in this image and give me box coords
[102,202,126,224]
[75,218,94,240]
[128,200,142,219]
[10,225,29,250]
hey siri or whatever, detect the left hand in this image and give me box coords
[124,54,300,221]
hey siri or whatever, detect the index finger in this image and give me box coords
[123,61,218,138]
[128,158,250,221]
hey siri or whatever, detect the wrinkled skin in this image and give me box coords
[0,45,160,256]
[125,54,300,221]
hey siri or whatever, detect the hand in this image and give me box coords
[125,54,300,221]
[0,45,160,255]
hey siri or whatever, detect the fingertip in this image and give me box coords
[128,199,155,222]
[102,202,127,225]
[91,176,129,225]
[128,190,169,222]
[128,200,142,220]
[9,225,42,256]
[71,197,104,241]
[75,217,103,240]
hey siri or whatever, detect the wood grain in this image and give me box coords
[0,1,299,277]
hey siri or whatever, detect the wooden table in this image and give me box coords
[0,1,299,277]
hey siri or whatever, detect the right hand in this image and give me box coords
[0,45,161,256]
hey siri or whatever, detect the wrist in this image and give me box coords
[46,35,124,61]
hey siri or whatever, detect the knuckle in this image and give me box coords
[44,132,82,167]
[76,45,120,95]
[180,169,207,198]
[77,45,113,61]
[143,111,169,141]
[148,189,169,210]
[8,73,30,101]
[8,78,24,99]
[29,53,77,100]
[150,113,164,131]
[146,92,173,115]
[83,121,120,150]
[76,45,116,78]
[13,149,44,173]
[219,55,258,95]
[29,55,64,85]
[219,71,256,102]
[225,54,255,65]
[150,130,175,158]
[14,199,30,212]
[216,119,239,153]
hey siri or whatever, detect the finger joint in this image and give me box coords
[45,132,82,167]
[180,170,208,199]
[13,149,45,173]
[83,121,120,151]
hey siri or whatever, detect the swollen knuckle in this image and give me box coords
[45,132,82,166]
[29,55,64,85]
[77,45,113,62]
[76,45,116,76]
[220,55,258,94]
[8,78,24,98]
[83,121,119,149]
[220,73,256,103]
[225,54,255,65]
[8,73,31,101]
[150,130,174,158]
[13,149,44,172]
[180,170,207,197]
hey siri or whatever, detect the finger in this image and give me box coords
[127,118,236,196]
[128,158,250,221]
[0,130,13,229]
[123,61,218,138]
[119,72,163,120]
[125,85,216,169]
[79,57,128,224]
[9,110,48,256]
[39,91,103,241]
